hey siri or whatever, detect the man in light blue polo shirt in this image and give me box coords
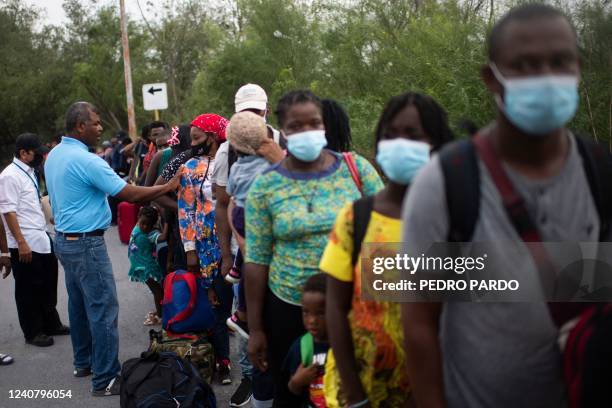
[45,101,181,397]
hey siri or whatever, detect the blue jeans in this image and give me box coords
[238,336,254,378]
[54,234,120,390]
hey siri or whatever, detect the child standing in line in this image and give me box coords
[128,206,168,325]
[283,273,329,408]
[224,111,279,337]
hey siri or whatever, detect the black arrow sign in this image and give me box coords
[148,86,162,95]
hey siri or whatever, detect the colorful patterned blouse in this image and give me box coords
[319,203,410,407]
[245,151,383,305]
[177,155,219,285]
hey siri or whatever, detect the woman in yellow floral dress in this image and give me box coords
[320,92,454,408]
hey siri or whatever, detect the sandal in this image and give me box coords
[0,354,14,365]
[143,314,162,326]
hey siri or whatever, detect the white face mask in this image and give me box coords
[490,63,579,136]
[285,130,327,162]
[376,139,430,185]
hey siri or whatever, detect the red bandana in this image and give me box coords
[191,114,228,142]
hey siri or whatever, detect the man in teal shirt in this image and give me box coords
[45,101,180,396]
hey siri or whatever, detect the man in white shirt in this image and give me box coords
[0,133,68,347]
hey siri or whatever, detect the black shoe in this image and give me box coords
[46,325,70,336]
[230,377,252,407]
[25,334,54,347]
[74,367,92,377]
[92,375,121,397]
[226,312,249,340]
[218,360,232,385]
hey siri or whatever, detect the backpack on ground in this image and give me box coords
[162,270,216,335]
[149,329,215,384]
[120,350,216,408]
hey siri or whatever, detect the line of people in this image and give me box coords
[1,4,609,407]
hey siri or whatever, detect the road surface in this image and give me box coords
[0,227,240,407]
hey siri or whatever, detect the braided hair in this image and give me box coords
[374,92,454,152]
[138,206,159,228]
[275,90,323,128]
[322,99,352,152]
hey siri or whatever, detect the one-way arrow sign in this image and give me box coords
[148,86,162,95]
[142,82,168,111]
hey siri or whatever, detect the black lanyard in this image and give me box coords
[12,161,41,202]
[198,156,212,200]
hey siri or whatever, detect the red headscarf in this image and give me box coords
[191,114,228,142]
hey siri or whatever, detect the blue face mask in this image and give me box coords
[490,63,579,136]
[285,129,327,162]
[376,139,430,185]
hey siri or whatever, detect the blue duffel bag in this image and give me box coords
[162,270,215,335]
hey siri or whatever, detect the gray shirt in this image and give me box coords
[401,133,599,408]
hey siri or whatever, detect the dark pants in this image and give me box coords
[210,273,233,362]
[108,196,119,224]
[10,249,63,340]
[170,218,187,271]
[263,289,305,407]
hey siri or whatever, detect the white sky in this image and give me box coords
[25,0,161,26]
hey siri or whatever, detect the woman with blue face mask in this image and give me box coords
[320,92,454,408]
[243,90,383,406]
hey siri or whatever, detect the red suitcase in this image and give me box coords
[117,202,139,244]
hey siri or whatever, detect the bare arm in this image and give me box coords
[144,151,163,187]
[122,141,136,157]
[3,212,31,263]
[0,218,11,278]
[214,183,233,277]
[152,175,178,211]
[256,137,285,164]
[114,169,181,203]
[227,198,245,255]
[402,302,446,408]
[326,276,369,404]
[245,262,270,371]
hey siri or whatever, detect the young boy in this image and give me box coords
[283,273,329,408]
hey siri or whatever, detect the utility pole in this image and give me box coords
[119,0,137,142]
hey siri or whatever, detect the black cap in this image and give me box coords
[15,133,50,155]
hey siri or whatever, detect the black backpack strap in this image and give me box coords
[438,139,480,242]
[351,195,375,266]
[227,144,238,178]
[574,135,612,241]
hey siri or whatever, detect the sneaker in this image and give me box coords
[226,312,249,339]
[92,375,121,397]
[73,367,92,377]
[217,360,232,385]
[225,266,241,284]
[25,334,54,347]
[230,377,252,407]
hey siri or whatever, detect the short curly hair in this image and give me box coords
[226,111,268,155]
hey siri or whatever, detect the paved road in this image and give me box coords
[0,227,240,408]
